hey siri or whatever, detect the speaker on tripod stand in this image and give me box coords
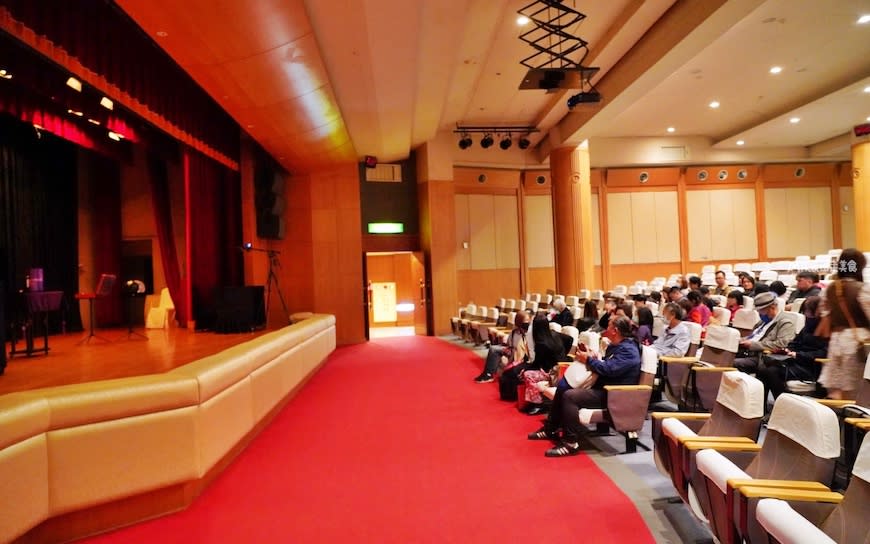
[117,279,148,340]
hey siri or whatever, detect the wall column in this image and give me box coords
[417,135,457,336]
[550,143,594,294]
[852,140,870,249]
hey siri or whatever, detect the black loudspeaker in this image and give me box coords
[255,166,285,240]
[214,286,266,333]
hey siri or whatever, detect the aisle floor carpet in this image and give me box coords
[83,336,656,543]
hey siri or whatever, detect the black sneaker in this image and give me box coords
[474,373,494,383]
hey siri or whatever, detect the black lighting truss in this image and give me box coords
[452,125,539,135]
[518,0,589,70]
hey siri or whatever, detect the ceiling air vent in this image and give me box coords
[718,169,728,181]
[535,175,546,185]
[639,172,649,184]
[697,170,709,181]
[365,163,402,182]
[737,169,748,180]
[794,167,806,178]
[478,174,487,183]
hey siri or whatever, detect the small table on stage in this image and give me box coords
[9,290,64,357]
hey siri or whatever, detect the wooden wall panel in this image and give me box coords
[493,195,520,268]
[765,187,832,258]
[468,194,497,269]
[454,168,521,189]
[527,267,555,295]
[840,186,856,249]
[524,195,555,268]
[456,269,521,306]
[609,263,681,289]
[454,194,471,270]
[606,167,680,187]
[762,163,836,184]
[685,165,759,185]
[608,191,678,264]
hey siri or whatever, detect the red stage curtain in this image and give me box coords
[86,152,124,326]
[185,149,242,329]
[147,154,186,326]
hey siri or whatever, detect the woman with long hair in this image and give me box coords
[519,315,568,415]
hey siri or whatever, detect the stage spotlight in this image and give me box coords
[458,133,473,149]
[499,135,512,150]
[518,136,531,149]
[480,133,494,148]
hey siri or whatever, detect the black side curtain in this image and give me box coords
[0,115,83,333]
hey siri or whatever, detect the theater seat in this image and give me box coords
[145,287,176,329]
[694,394,840,544]
[732,308,759,337]
[755,434,870,544]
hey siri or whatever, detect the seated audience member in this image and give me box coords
[596,299,617,331]
[678,298,693,320]
[576,300,599,332]
[649,291,662,307]
[725,291,744,323]
[679,277,690,295]
[635,306,654,345]
[668,286,684,303]
[528,316,641,457]
[688,276,702,292]
[633,294,648,312]
[754,282,771,294]
[769,280,787,300]
[519,316,568,415]
[474,312,530,383]
[699,286,716,312]
[652,302,691,357]
[713,270,732,296]
[739,273,758,297]
[617,302,634,321]
[687,290,711,328]
[756,296,828,406]
[785,271,821,310]
[733,292,796,373]
[550,298,574,327]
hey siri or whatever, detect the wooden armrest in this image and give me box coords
[651,412,712,421]
[604,385,652,391]
[736,486,843,503]
[728,479,829,491]
[683,441,762,452]
[566,353,575,360]
[679,436,755,445]
[845,417,870,428]
[815,399,856,409]
[815,358,830,364]
[660,356,699,364]
[692,366,738,373]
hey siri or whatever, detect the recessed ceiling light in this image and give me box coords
[736,140,745,146]
[864,86,870,93]
[516,15,530,25]
[0,69,10,80]
[709,100,720,109]
[857,14,870,24]
[100,96,113,110]
[666,127,675,133]
[66,76,82,92]
[769,66,782,74]
[789,117,801,124]
[866,116,870,122]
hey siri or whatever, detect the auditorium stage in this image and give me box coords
[0,327,272,396]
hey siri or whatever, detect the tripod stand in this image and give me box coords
[117,283,148,340]
[243,245,290,326]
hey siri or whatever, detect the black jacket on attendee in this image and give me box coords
[552,308,574,327]
[787,286,821,304]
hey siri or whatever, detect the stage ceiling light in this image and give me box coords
[458,133,473,149]
[518,136,531,149]
[66,76,82,92]
[480,133,494,148]
[499,135,512,150]
[100,96,114,110]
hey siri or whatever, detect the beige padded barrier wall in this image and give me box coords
[0,314,336,543]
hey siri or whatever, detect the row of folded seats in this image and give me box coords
[652,361,869,544]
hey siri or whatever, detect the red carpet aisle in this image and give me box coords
[83,336,655,543]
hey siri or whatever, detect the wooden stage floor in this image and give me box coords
[0,326,272,396]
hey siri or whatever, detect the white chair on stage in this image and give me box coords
[145,287,176,329]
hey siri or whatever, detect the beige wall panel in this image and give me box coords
[468,194,497,270]
[607,192,634,265]
[765,188,793,258]
[806,187,833,256]
[840,186,856,249]
[454,194,471,271]
[493,195,520,268]
[524,195,555,268]
[456,269,521,306]
[591,193,602,266]
[629,192,657,263]
[686,190,712,261]
[731,189,758,259]
[709,190,736,260]
[653,191,680,262]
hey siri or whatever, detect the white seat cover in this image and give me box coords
[641,345,658,375]
[704,325,739,352]
[732,309,759,330]
[767,394,840,459]
[662,417,697,441]
[756,499,837,544]
[685,321,703,344]
[716,371,764,419]
[697,448,751,493]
